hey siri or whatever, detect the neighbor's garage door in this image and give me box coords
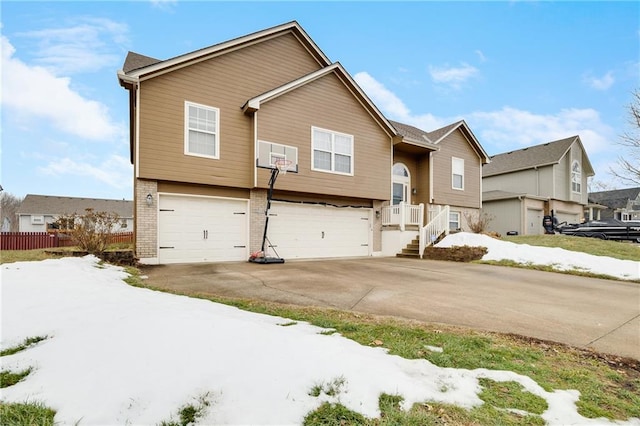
[556,211,580,226]
[158,194,248,264]
[267,202,371,259]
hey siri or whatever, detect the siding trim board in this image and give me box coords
[122,22,332,82]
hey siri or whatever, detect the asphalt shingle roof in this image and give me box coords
[482,136,578,177]
[588,187,640,209]
[122,52,161,73]
[17,195,133,218]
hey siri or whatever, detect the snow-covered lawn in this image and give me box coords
[1,255,639,425]
[436,232,640,281]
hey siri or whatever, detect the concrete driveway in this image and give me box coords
[139,257,640,360]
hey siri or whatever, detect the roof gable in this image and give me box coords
[243,63,397,138]
[118,21,331,83]
[17,194,133,218]
[483,136,594,177]
[390,119,490,163]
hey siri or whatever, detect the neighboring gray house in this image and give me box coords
[17,194,134,232]
[482,136,595,236]
[588,187,640,221]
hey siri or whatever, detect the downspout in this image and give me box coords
[429,151,434,204]
[518,195,525,235]
[253,112,258,188]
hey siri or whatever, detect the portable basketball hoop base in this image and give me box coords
[248,159,291,265]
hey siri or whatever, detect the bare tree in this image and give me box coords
[611,89,640,186]
[0,192,23,232]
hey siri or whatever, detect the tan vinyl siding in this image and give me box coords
[391,151,430,206]
[554,155,569,201]
[484,198,523,236]
[137,33,324,188]
[432,129,481,208]
[255,73,392,201]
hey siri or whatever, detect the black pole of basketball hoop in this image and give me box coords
[251,166,285,264]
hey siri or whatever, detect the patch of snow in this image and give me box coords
[1,256,638,425]
[435,232,640,280]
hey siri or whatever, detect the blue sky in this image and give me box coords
[2,1,638,200]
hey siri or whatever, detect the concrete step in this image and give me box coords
[396,252,421,258]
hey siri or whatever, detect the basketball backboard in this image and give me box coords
[257,140,298,173]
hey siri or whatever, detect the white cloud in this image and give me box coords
[354,71,444,130]
[17,17,129,75]
[38,155,132,189]
[468,106,614,154]
[150,0,178,12]
[1,35,122,141]
[429,63,479,89]
[475,50,487,62]
[583,71,615,91]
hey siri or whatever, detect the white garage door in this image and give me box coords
[158,195,248,264]
[555,211,579,226]
[266,202,371,259]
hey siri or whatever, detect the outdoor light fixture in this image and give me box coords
[412,188,417,195]
[146,193,153,206]
[375,210,380,219]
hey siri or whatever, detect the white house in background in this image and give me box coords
[17,194,134,232]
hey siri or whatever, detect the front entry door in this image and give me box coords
[393,163,411,205]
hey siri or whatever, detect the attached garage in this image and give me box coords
[266,201,371,259]
[158,194,249,264]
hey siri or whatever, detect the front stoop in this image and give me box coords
[396,236,421,258]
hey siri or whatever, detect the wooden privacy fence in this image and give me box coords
[0,232,134,251]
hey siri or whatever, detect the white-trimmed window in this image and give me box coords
[452,157,464,190]
[312,127,353,175]
[449,211,461,230]
[571,161,581,193]
[185,101,219,159]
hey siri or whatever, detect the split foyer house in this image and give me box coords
[17,194,133,233]
[118,21,489,264]
[482,136,594,236]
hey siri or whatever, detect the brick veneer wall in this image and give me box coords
[135,179,158,260]
[249,189,267,254]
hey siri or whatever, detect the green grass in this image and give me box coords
[0,249,54,264]
[0,336,48,357]
[158,393,212,426]
[0,368,32,388]
[503,234,640,262]
[0,401,56,426]
[478,378,548,415]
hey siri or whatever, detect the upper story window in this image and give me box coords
[452,157,464,190]
[571,161,581,193]
[312,127,353,175]
[185,101,219,159]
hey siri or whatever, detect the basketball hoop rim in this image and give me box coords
[274,159,293,174]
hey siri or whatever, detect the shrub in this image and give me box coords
[464,210,495,234]
[54,209,121,254]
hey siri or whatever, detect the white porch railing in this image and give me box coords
[419,205,450,258]
[381,203,424,231]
